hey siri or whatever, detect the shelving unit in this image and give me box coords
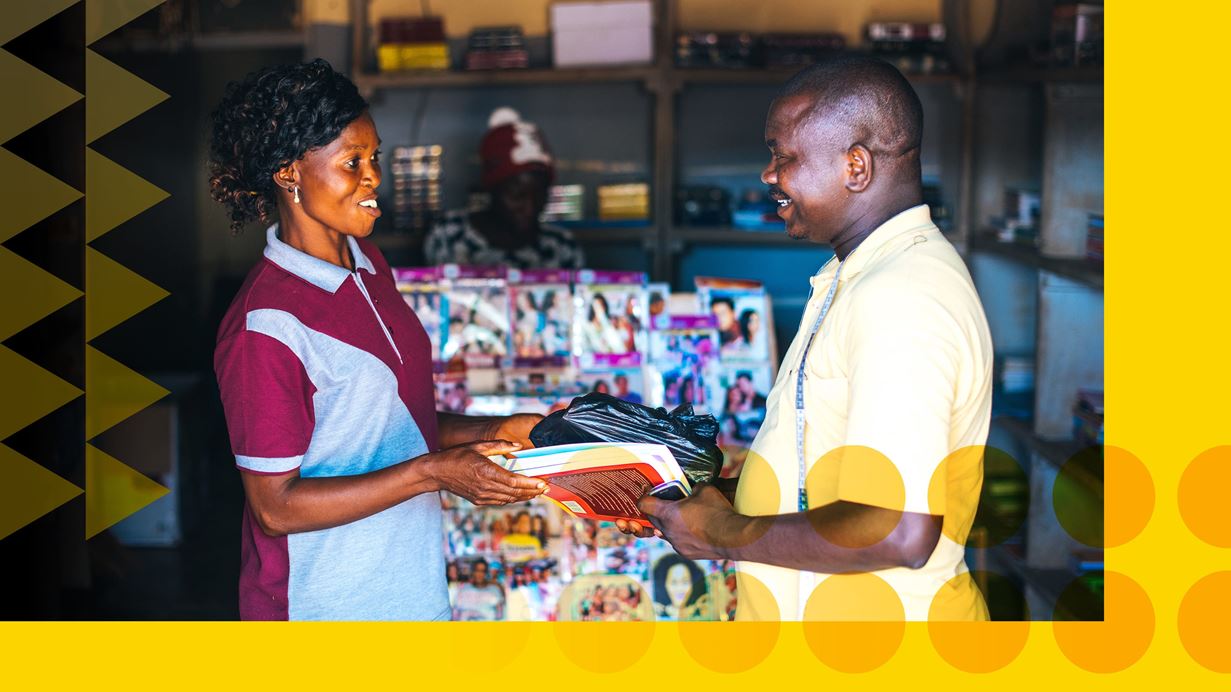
[347,0,976,282]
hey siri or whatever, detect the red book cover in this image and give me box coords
[538,462,668,522]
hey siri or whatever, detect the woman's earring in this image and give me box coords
[292,186,300,204]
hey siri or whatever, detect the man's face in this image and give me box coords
[293,112,383,238]
[737,375,754,395]
[494,170,549,235]
[761,94,847,243]
[711,301,734,329]
[472,563,488,585]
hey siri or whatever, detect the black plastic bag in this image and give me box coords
[529,392,722,486]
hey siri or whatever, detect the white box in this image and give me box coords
[551,1,653,67]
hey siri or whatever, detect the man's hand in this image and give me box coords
[635,484,749,560]
[485,413,542,449]
[423,440,547,506]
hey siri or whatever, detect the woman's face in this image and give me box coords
[666,563,693,606]
[513,513,532,534]
[286,112,383,238]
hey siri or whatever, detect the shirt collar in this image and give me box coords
[810,204,936,289]
[263,224,376,293]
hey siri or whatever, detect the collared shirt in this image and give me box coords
[733,205,993,622]
[214,225,448,621]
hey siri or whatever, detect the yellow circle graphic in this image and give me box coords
[806,445,905,549]
[1179,447,1231,547]
[1053,571,1153,673]
[553,576,655,673]
[1178,571,1231,673]
[928,572,1030,673]
[802,573,905,672]
[929,445,1025,547]
[1052,446,1104,547]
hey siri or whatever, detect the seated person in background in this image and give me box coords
[425,108,585,269]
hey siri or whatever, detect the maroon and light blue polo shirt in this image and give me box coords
[215,225,448,620]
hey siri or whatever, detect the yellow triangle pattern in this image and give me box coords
[85,247,168,340]
[86,0,166,45]
[85,442,168,539]
[84,147,167,242]
[0,147,82,243]
[85,345,168,440]
[85,48,168,144]
[0,345,83,441]
[0,443,82,540]
[0,246,82,340]
[0,0,80,46]
[0,49,82,145]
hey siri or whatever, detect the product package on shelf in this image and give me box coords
[573,269,647,368]
[434,360,470,414]
[695,276,774,365]
[646,282,671,330]
[508,268,574,366]
[714,363,774,478]
[647,315,721,414]
[440,265,510,376]
[394,266,445,360]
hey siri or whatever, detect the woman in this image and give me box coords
[651,554,711,621]
[210,60,546,621]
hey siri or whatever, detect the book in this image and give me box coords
[490,442,689,523]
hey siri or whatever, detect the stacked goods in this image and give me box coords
[551,1,653,68]
[762,33,846,68]
[466,26,529,70]
[378,17,449,72]
[540,184,585,223]
[1086,213,1104,263]
[1051,2,1103,67]
[675,32,757,68]
[1073,389,1103,447]
[992,187,1041,244]
[597,183,650,222]
[674,186,731,227]
[390,145,443,232]
[866,22,949,74]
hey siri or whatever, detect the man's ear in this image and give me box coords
[272,162,298,194]
[844,144,873,193]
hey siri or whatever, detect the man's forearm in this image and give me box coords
[723,502,941,573]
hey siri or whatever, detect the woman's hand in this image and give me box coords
[424,440,548,506]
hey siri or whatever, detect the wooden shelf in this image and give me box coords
[354,67,657,91]
[672,67,960,87]
[971,234,1103,291]
[569,226,655,245]
[978,65,1103,85]
[994,416,1102,493]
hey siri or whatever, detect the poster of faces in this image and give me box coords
[442,282,510,362]
[574,367,646,405]
[697,278,771,362]
[510,283,573,362]
[574,283,647,362]
[649,318,720,413]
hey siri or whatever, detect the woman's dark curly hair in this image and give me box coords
[208,58,368,234]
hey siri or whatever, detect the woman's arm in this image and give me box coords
[437,412,542,449]
[241,440,546,536]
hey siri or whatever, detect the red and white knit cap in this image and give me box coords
[480,107,555,190]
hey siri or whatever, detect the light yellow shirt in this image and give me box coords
[733,205,993,622]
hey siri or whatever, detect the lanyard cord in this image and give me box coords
[794,259,845,512]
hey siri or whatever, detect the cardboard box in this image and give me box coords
[551,1,653,67]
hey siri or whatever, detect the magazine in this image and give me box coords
[441,264,510,367]
[573,270,647,367]
[490,442,689,523]
[508,268,573,366]
[695,276,772,363]
[648,315,720,413]
[394,266,445,361]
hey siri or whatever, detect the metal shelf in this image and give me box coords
[971,233,1103,291]
[354,66,657,92]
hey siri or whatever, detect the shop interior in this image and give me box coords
[0,0,1103,621]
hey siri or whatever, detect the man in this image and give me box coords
[709,297,742,347]
[621,56,993,622]
[424,108,585,269]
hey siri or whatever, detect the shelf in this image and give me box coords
[569,226,654,245]
[993,417,1102,493]
[978,65,1103,85]
[354,67,657,91]
[970,234,1103,291]
[673,226,808,247]
[673,67,961,87]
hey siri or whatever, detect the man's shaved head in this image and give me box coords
[778,55,923,160]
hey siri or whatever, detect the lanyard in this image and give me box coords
[794,259,845,512]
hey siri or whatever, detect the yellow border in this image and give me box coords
[6,2,1230,685]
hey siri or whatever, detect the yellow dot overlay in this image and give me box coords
[1103,446,1154,548]
[928,572,1030,673]
[1053,571,1153,673]
[1178,571,1231,673]
[802,573,905,673]
[553,578,655,673]
[806,445,905,549]
[929,445,1022,546]
[693,450,777,551]
[446,622,532,671]
[679,574,779,673]
[1052,446,1104,548]
[1178,447,1231,547]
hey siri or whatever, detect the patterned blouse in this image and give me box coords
[424,209,585,269]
